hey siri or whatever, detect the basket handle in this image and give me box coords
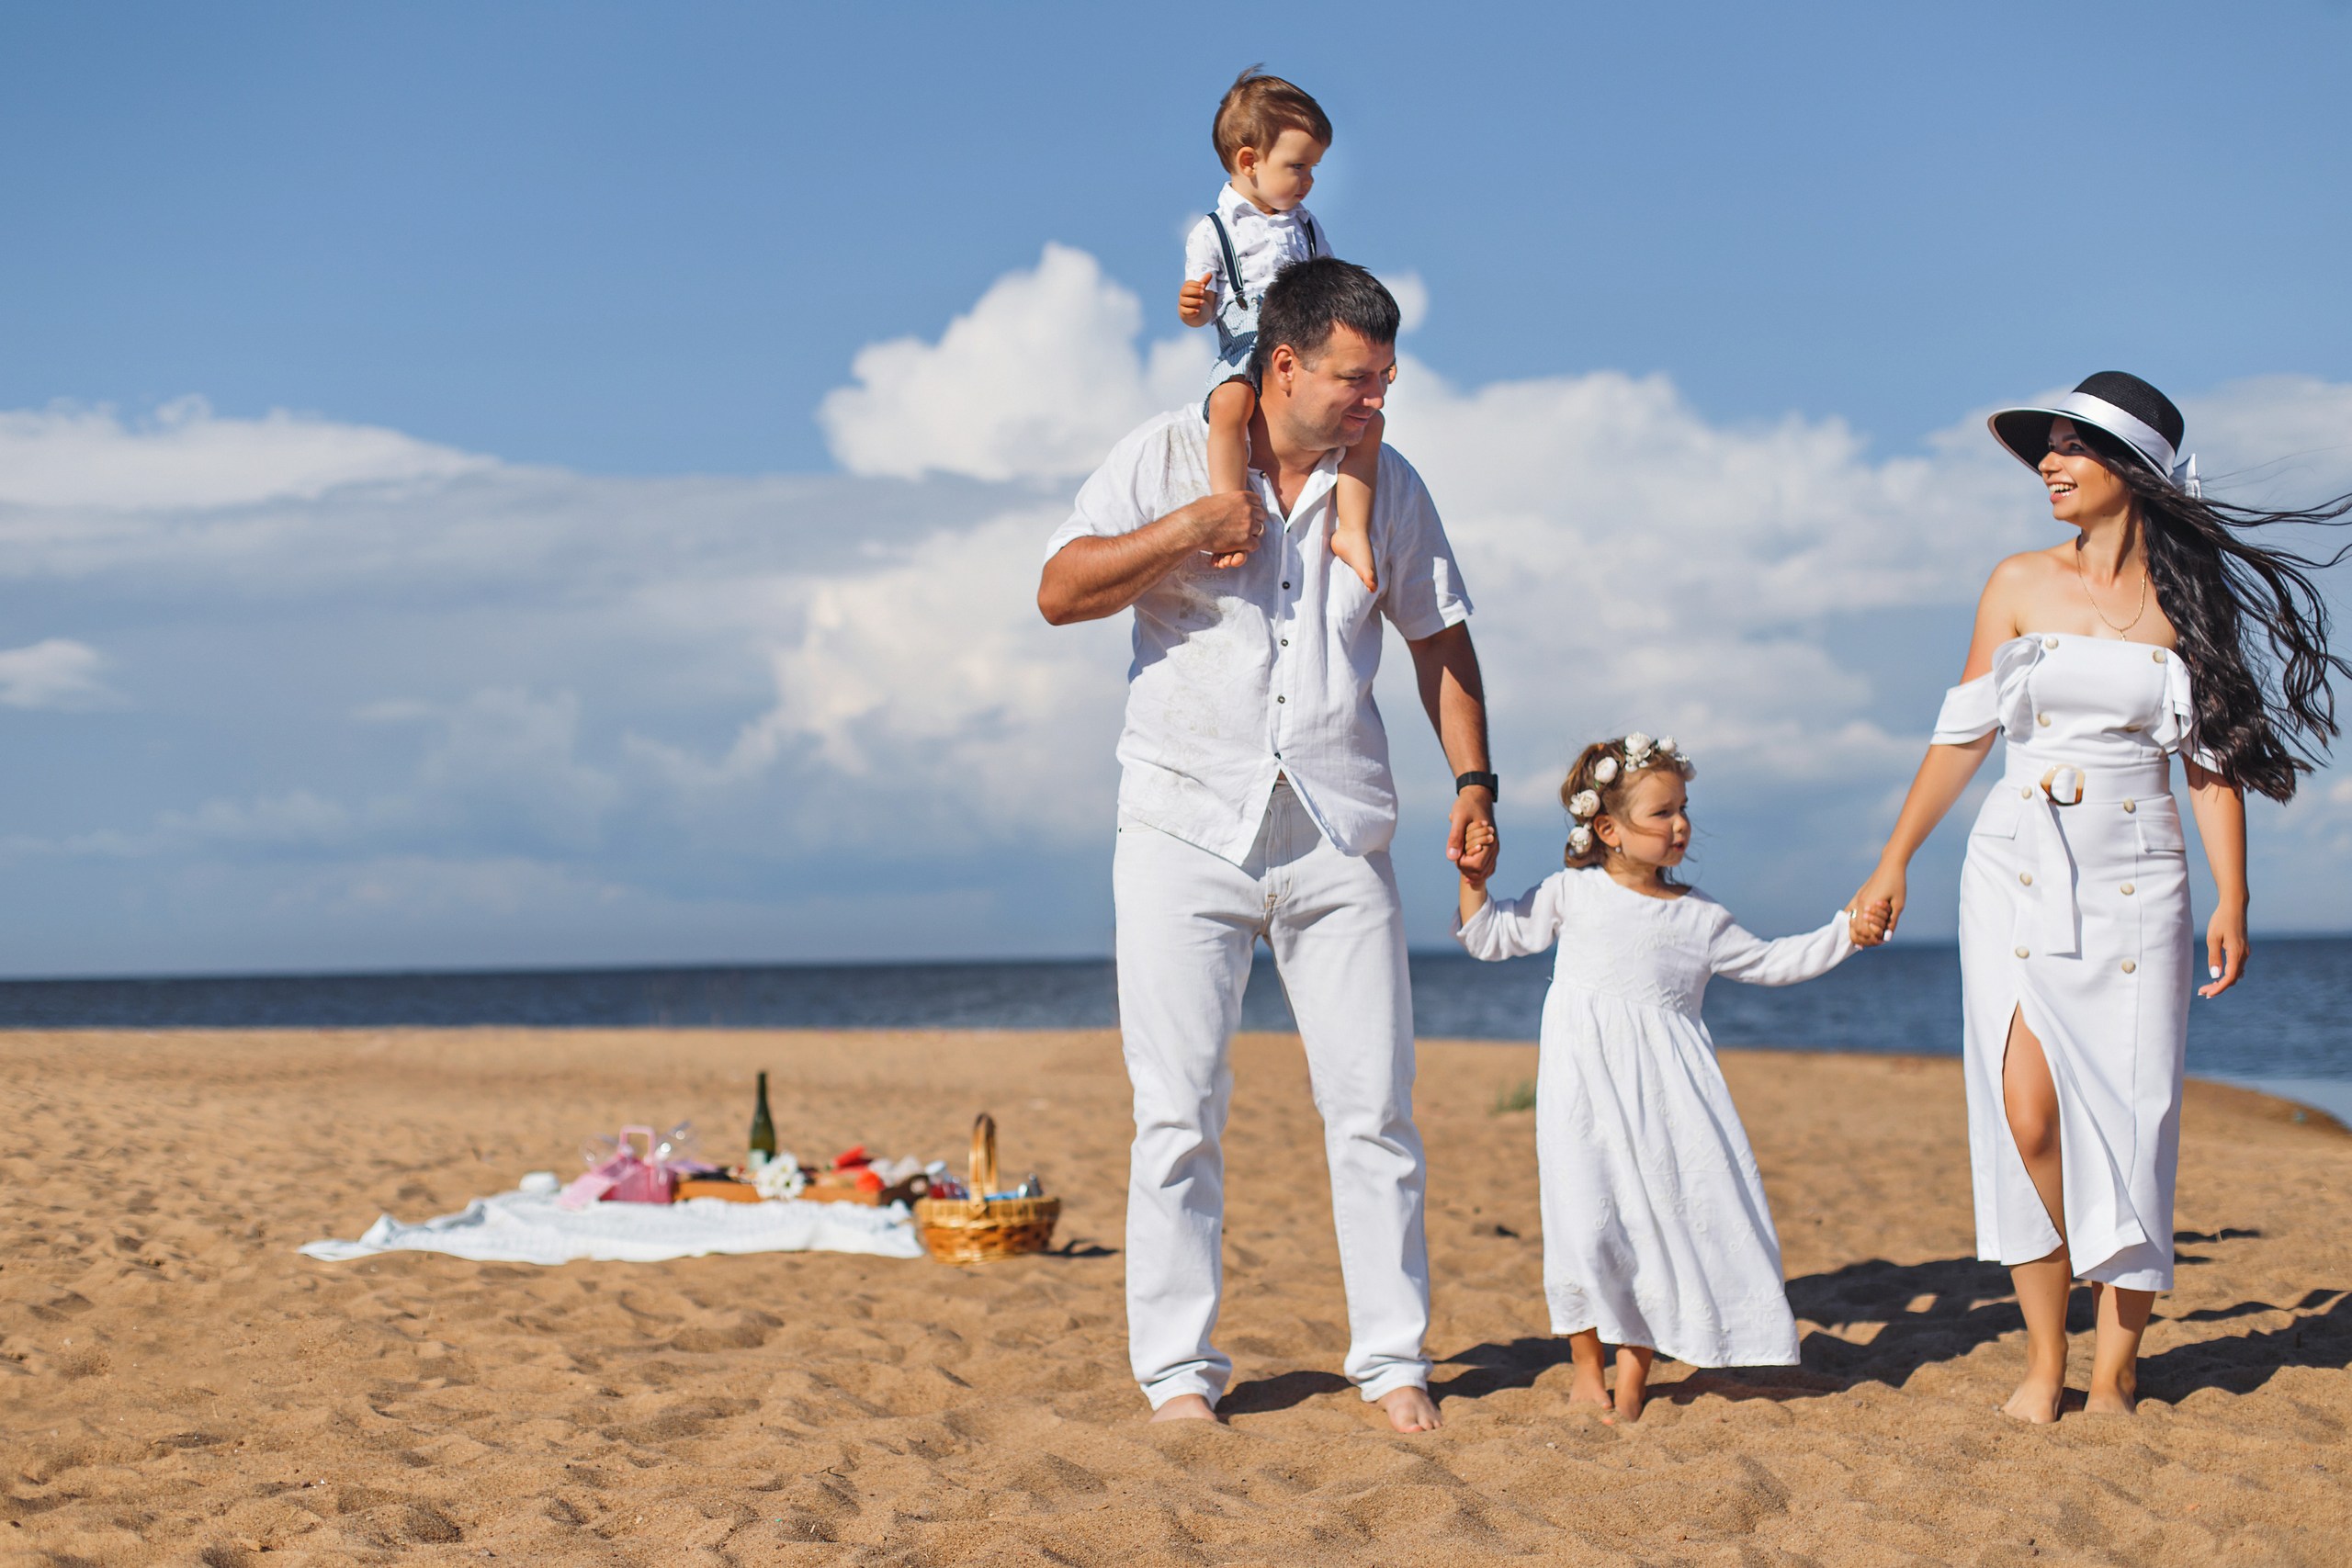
[968,1113,1000,1197]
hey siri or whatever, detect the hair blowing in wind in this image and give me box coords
[2085,423,2352,801]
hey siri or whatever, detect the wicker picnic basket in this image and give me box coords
[914,1113,1059,1265]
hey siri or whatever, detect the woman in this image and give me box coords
[1849,371,2350,1422]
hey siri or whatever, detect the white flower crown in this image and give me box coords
[1566,733,1697,855]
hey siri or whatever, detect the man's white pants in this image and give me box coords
[1114,783,1432,1409]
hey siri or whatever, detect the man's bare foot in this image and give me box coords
[1149,1393,1221,1424]
[1377,1385,1442,1433]
[1999,1377,2064,1424]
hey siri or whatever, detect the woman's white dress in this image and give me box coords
[1457,868,1855,1366]
[1934,633,2202,1293]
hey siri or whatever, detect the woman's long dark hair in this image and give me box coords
[2081,425,2352,801]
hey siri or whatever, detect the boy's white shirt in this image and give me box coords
[1182,182,1331,305]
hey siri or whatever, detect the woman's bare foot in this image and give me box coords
[1149,1393,1221,1424]
[1376,1386,1442,1433]
[1612,1346,1655,1424]
[1998,1376,2064,1424]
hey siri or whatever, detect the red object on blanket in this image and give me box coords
[831,1145,871,1170]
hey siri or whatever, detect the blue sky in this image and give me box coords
[3,3,2351,976]
[9,2,2350,471]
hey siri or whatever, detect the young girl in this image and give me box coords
[1176,67,1381,592]
[1456,733,1889,1421]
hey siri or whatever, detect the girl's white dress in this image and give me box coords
[1457,868,1855,1366]
[1933,633,2201,1292]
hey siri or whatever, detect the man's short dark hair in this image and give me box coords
[1254,257,1398,377]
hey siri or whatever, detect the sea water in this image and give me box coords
[3,938,2346,1092]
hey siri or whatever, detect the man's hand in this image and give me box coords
[1190,488,1270,570]
[1178,271,1216,329]
[1448,787,1497,880]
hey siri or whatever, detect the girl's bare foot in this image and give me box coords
[1999,1376,2064,1424]
[1149,1393,1220,1424]
[1612,1346,1655,1424]
[1564,1329,1612,1419]
[1376,1385,1442,1433]
[2085,1359,2139,1417]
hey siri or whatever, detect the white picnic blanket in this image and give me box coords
[300,1190,924,1265]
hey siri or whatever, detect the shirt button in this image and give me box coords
[2121,799,2136,814]
[1282,581,1292,590]
[2120,960,2137,975]
[2120,883,2135,896]
[1275,694,1285,704]
[2015,946,2030,959]
[2036,713,2052,727]
[2018,872,2033,886]
[2043,637,2059,649]
[1280,637,1289,646]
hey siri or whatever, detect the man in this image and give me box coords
[1037,258,1497,1433]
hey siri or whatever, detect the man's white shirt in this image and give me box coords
[1182,184,1331,308]
[1043,412,1473,863]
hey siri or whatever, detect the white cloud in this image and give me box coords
[4,246,2350,970]
[0,638,118,709]
[0,396,490,511]
[819,243,1211,480]
[1380,271,1429,334]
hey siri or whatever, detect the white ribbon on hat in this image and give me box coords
[2052,390,2201,497]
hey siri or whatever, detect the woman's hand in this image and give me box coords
[1849,899,1894,945]
[2199,903,2249,998]
[1846,861,1907,946]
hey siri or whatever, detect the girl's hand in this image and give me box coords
[1845,862,1906,946]
[1849,899,1894,945]
[1178,272,1216,328]
[2199,904,2249,998]
[1457,817,1498,886]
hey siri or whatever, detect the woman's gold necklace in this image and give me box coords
[2075,541,2149,635]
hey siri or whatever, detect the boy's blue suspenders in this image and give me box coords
[1206,209,1324,319]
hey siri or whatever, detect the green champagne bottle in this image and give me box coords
[748,1071,777,1165]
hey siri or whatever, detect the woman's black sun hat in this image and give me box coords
[1988,371,2199,495]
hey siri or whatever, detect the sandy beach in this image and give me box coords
[3,1026,2347,1566]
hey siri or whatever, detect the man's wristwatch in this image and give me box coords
[1454,771,1499,795]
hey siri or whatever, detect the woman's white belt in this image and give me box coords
[2000,752,2169,958]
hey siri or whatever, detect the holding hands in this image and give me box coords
[1456,814,1498,886]
[1847,897,1894,946]
[1845,863,1904,947]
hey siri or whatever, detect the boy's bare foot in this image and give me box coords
[1149,1393,1221,1424]
[1377,1386,1442,1433]
[1998,1376,2064,1424]
[1331,526,1378,593]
